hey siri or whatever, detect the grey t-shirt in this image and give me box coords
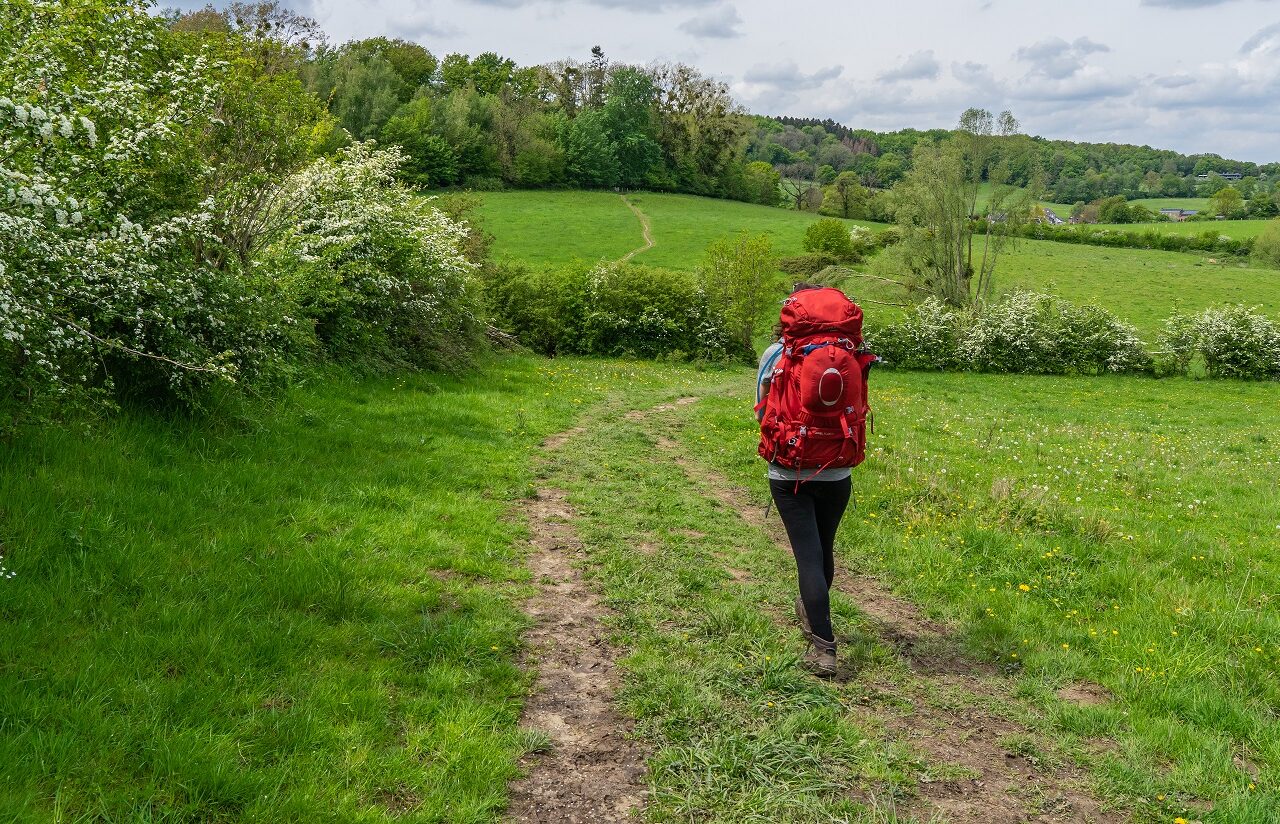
[756,341,852,482]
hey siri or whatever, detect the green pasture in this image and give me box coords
[8,354,1278,822]
[474,190,641,267]
[475,190,1280,340]
[477,190,878,270]
[1130,197,1214,213]
[997,239,1280,338]
[680,368,1280,821]
[1093,219,1273,240]
[0,358,676,822]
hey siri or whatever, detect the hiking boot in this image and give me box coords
[795,596,812,635]
[802,632,837,678]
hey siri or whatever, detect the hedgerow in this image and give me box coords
[868,293,1152,376]
[1158,306,1280,380]
[1,1,485,433]
[485,262,737,361]
[988,221,1256,257]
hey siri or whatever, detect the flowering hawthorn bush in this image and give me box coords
[961,292,1150,375]
[261,143,482,371]
[868,292,1150,375]
[1159,306,1280,380]
[0,0,291,420]
[865,297,961,370]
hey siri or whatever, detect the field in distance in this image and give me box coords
[476,190,1280,339]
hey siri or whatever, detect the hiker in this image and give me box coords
[755,283,875,677]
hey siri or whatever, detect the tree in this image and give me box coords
[1098,195,1132,224]
[820,172,869,219]
[561,108,619,187]
[742,161,781,206]
[1253,219,1280,268]
[380,98,460,187]
[892,118,1033,307]
[803,219,854,260]
[1211,186,1244,218]
[700,233,778,357]
[601,67,663,188]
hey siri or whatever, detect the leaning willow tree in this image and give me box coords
[891,108,1036,308]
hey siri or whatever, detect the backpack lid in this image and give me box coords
[779,287,863,341]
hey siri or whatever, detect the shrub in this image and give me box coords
[778,253,837,278]
[1252,219,1280,269]
[961,293,1150,375]
[1158,306,1280,380]
[261,144,482,372]
[486,262,738,361]
[0,0,289,424]
[803,218,855,260]
[865,298,960,370]
[868,293,1149,375]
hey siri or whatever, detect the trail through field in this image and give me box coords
[646,420,1120,824]
[618,195,654,262]
[506,429,647,823]
[511,391,1122,823]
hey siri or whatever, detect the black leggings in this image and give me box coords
[769,477,852,643]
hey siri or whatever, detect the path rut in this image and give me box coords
[618,195,654,262]
[506,432,646,823]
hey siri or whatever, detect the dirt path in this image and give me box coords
[637,401,1122,824]
[618,195,653,262]
[509,398,1121,823]
[505,431,647,823]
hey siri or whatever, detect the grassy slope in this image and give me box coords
[681,369,1280,821]
[476,191,1280,340]
[474,190,641,267]
[7,355,1279,820]
[0,358,675,823]
[478,190,878,271]
[997,240,1280,337]
[1092,219,1273,240]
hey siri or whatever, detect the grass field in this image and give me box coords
[474,190,642,267]
[9,356,1278,822]
[477,190,879,271]
[1093,219,1273,240]
[476,190,1280,340]
[678,369,1280,821]
[0,359,678,822]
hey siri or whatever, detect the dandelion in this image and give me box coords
[1018,584,1030,592]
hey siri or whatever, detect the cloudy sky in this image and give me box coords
[168,0,1280,162]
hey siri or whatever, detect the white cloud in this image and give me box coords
[877,50,940,82]
[679,5,743,39]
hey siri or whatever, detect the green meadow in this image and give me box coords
[479,190,1280,339]
[6,189,1280,823]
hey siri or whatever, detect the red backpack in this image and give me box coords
[756,287,877,476]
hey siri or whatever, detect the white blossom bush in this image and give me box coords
[865,297,961,370]
[0,0,293,420]
[961,292,1150,375]
[1159,306,1280,380]
[261,143,483,370]
[868,292,1150,375]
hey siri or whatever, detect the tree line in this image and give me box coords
[173,14,782,204]
[753,116,1279,207]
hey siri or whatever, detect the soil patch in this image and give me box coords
[1058,682,1113,707]
[507,477,647,822]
